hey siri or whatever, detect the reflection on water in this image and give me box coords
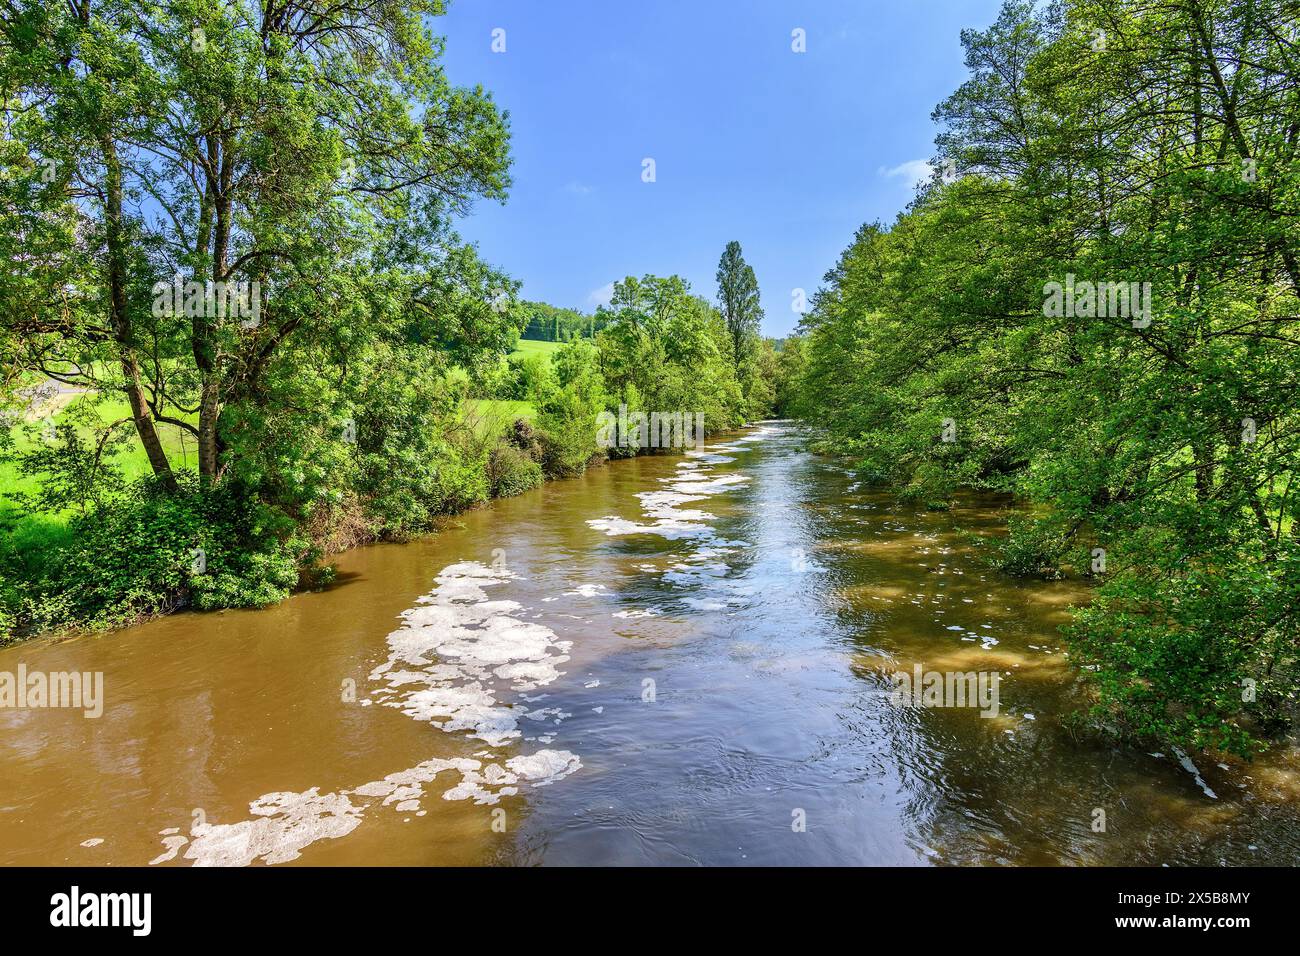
[1,421,1297,865]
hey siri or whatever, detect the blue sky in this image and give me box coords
[435,0,1004,337]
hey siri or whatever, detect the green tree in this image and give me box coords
[715,241,763,368]
[796,0,1300,755]
[0,1,526,634]
[594,275,745,433]
[1,0,518,493]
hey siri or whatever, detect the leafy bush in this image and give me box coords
[506,418,543,460]
[535,339,608,478]
[791,0,1300,755]
[12,406,130,514]
[992,513,1068,579]
[475,353,551,402]
[509,354,551,401]
[536,407,601,478]
[2,475,300,636]
[1066,539,1300,757]
[486,442,544,498]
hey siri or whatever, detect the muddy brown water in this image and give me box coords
[2,422,1298,866]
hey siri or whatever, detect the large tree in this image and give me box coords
[593,274,745,433]
[1,0,519,495]
[798,0,1300,755]
[714,240,763,367]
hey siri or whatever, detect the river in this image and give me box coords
[2,421,1298,865]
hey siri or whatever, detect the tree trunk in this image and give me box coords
[196,131,234,484]
[102,130,177,492]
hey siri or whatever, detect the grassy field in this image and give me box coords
[443,338,560,388]
[3,343,568,519]
[460,398,536,437]
[1,396,196,505]
[3,389,536,514]
[452,339,561,434]
[510,338,563,363]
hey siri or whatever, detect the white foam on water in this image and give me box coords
[1172,746,1219,799]
[174,789,364,867]
[586,429,767,618]
[149,835,189,865]
[153,560,583,866]
[506,749,582,787]
[368,561,573,744]
[683,598,728,611]
[159,427,778,866]
[587,442,753,544]
[588,514,711,540]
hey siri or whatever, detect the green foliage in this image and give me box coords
[507,418,543,458]
[486,442,544,498]
[12,403,130,515]
[480,352,551,402]
[993,513,1070,579]
[1067,536,1300,755]
[535,339,607,478]
[594,275,749,434]
[519,301,609,342]
[1,0,785,648]
[715,240,763,369]
[772,336,809,417]
[0,1,526,637]
[0,512,74,642]
[738,338,778,421]
[2,475,299,635]
[795,0,1300,754]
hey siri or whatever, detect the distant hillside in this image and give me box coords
[520,301,614,342]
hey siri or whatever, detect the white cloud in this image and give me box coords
[587,281,615,308]
[879,159,933,188]
[563,180,594,195]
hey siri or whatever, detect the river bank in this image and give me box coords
[2,421,1298,866]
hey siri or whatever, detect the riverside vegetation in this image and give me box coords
[793,0,1300,757]
[4,0,1298,767]
[0,2,788,641]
